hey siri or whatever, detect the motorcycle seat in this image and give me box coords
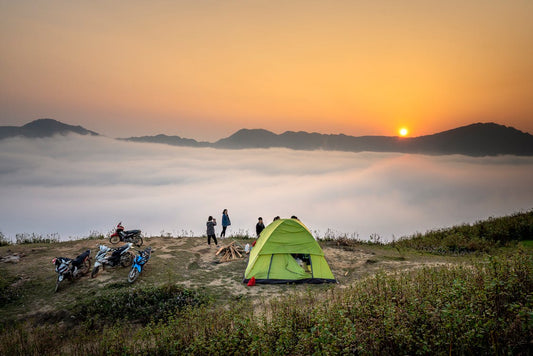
[72,250,90,268]
[115,245,130,253]
[123,229,140,235]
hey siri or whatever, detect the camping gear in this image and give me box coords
[242,219,336,284]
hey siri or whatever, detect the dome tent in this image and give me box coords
[243,218,336,284]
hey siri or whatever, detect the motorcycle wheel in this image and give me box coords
[80,258,92,276]
[121,252,134,267]
[128,268,139,283]
[109,235,120,244]
[134,236,143,247]
[91,266,100,278]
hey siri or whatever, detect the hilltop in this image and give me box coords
[0,210,531,354]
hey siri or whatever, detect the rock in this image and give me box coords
[1,254,21,263]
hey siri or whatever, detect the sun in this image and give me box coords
[399,128,409,137]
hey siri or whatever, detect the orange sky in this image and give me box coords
[1,1,532,141]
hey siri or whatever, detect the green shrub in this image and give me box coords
[396,210,533,254]
[0,274,23,307]
[72,283,209,326]
[15,233,59,244]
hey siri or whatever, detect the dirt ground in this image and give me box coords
[0,236,454,322]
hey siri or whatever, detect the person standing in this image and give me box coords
[206,216,218,247]
[256,217,265,237]
[221,209,231,238]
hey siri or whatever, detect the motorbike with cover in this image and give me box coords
[91,243,134,278]
[128,247,152,283]
[109,222,143,247]
[53,249,91,292]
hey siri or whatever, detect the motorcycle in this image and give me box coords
[91,243,134,278]
[109,222,143,247]
[52,249,91,292]
[128,247,152,283]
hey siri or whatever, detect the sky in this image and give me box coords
[1,135,532,241]
[1,1,533,141]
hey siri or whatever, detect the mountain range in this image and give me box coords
[1,118,533,156]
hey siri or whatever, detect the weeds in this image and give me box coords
[0,231,10,246]
[0,272,23,307]
[1,252,530,355]
[14,233,60,244]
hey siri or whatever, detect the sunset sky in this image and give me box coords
[1,1,532,141]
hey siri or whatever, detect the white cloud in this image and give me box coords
[0,135,532,241]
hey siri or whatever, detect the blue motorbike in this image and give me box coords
[128,247,152,283]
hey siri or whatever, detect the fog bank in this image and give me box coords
[1,135,532,242]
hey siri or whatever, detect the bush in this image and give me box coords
[71,283,209,326]
[396,210,533,254]
[0,274,22,308]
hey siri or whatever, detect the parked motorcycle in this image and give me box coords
[109,222,143,247]
[91,243,134,278]
[128,247,152,283]
[53,249,91,292]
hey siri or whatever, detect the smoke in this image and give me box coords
[1,135,532,241]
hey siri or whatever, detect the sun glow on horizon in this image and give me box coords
[399,128,409,137]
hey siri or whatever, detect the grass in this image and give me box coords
[0,211,532,355]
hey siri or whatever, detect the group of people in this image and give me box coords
[205,209,271,247]
[206,209,231,247]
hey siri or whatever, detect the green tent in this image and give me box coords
[243,219,336,284]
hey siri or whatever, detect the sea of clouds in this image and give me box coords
[1,135,532,242]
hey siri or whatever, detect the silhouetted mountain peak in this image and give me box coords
[0,118,98,139]
[215,128,278,148]
[408,122,533,156]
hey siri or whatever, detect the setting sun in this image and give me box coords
[399,128,409,137]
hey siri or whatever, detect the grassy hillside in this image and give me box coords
[0,212,531,355]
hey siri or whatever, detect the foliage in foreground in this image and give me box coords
[72,283,209,326]
[1,250,531,355]
[395,210,533,254]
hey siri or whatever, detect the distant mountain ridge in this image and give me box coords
[0,118,98,139]
[212,123,533,156]
[1,119,533,156]
[123,134,210,147]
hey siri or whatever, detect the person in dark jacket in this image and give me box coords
[206,216,218,247]
[221,209,231,238]
[256,217,265,237]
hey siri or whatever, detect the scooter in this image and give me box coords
[128,247,152,283]
[53,249,91,292]
[91,243,134,278]
[109,222,143,247]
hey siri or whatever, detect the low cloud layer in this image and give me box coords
[1,135,532,242]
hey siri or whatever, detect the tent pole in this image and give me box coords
[267,254,274,279]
